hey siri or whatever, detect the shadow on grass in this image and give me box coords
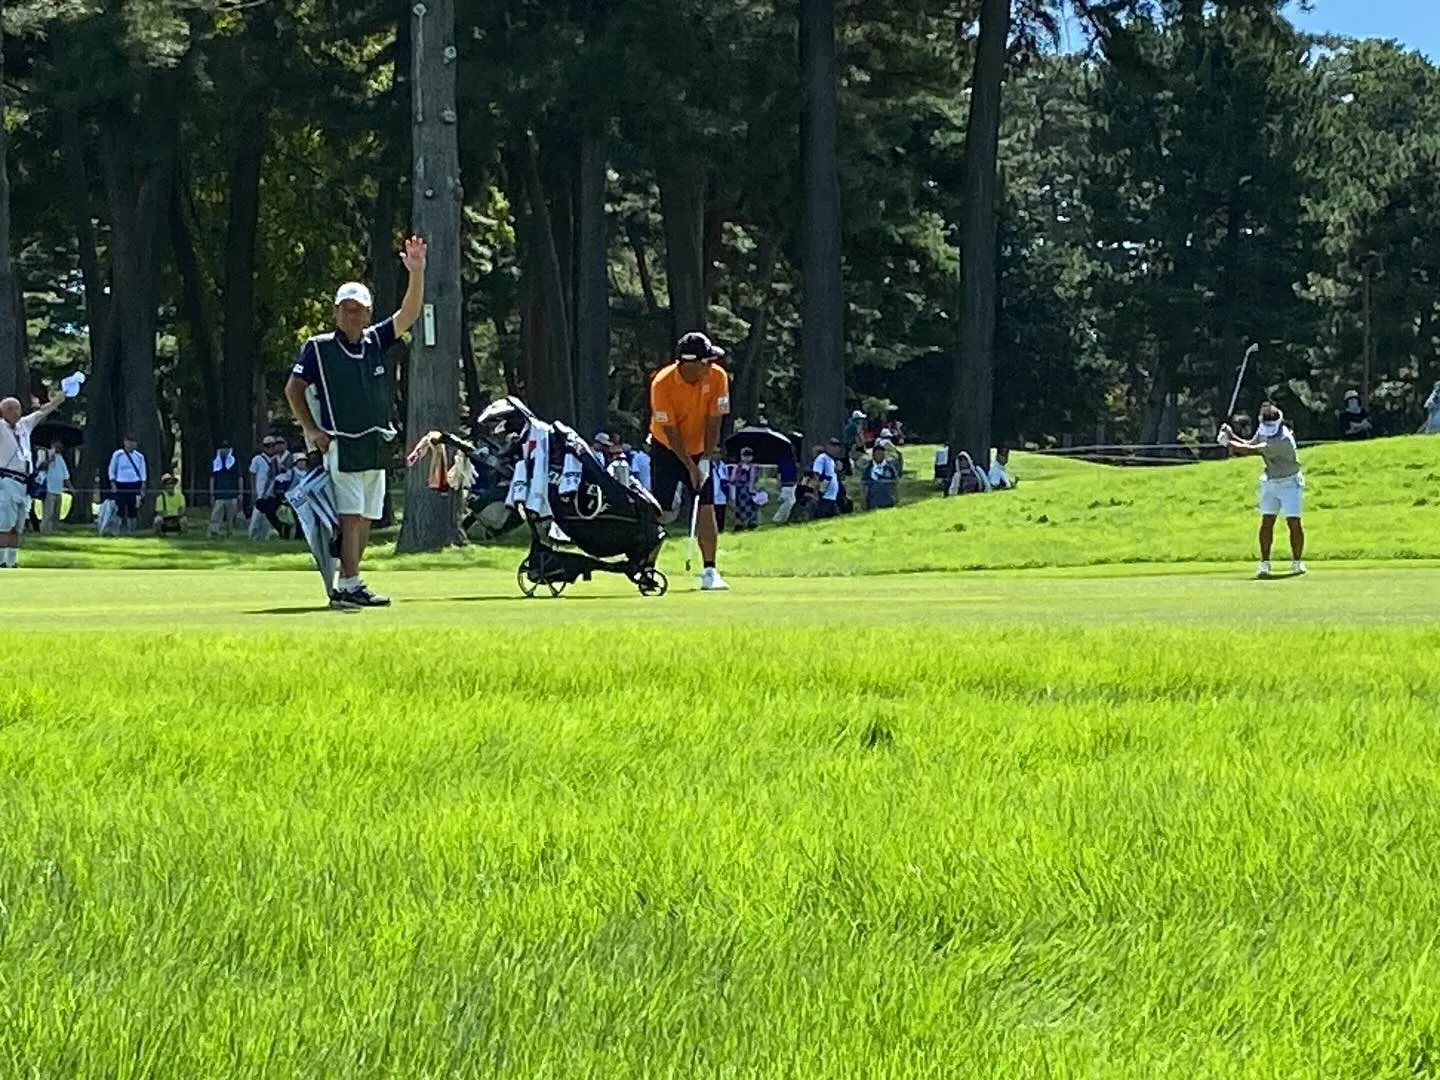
[401,593,620,605]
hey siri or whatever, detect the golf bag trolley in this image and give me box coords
[408,397,670,599]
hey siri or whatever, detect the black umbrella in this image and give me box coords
[30,420,84,451]
[724,426,798,465]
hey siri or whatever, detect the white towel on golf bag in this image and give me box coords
[559,453,583,496]
[505,421,554,519]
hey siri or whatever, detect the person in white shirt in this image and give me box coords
[106,435,148,534]
[248,436,277,540]
[40,442,71,532]
[987,446,1017,490]
[933,443,951,490]
[626,442,652,493]
[810,442,841,519]
[1,391,66,566]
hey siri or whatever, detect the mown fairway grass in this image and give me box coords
[2,440,1439,1076]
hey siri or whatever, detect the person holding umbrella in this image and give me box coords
[649,331,731,591]
[284,235,428,608]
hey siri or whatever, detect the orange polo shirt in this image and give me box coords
[648,362,730,457]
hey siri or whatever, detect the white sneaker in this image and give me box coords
[1256,561,1272,579]
[1291,560,1307,576]
[700,568,730,591]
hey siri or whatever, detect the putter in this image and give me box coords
[1222,343,1260,437]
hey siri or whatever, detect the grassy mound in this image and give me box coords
[22,434,1437,575]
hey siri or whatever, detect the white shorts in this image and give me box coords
[1259,475,1303,518]
[0,476,30,531]
[324,444,386,521]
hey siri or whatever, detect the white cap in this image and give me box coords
[851,410,865,419]
[593,432,612,446]
[334,281,373,308]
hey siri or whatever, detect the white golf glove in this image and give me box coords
[696,458,712,485]
[1216,430,1230,447]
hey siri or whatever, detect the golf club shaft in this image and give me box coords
[683,490,700,572]
[1226,344,1259,420]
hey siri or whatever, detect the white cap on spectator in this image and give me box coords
[334,282,373,308]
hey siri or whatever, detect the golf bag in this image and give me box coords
[409,397,668,598]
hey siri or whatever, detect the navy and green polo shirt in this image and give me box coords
[291,318,398,472]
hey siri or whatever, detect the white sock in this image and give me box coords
[338,575,361,590]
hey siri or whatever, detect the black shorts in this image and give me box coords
[650,441,714,506]
[114,481,142,519]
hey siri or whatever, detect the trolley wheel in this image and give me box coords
[636,567,669,597]
[545,577,569,598]
[517,562,540,598]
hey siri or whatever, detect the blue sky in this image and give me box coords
[1056,1,1440,61]
[1285,0,1440,60]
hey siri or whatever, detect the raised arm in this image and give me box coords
[25,390,66,427]
[391,236,428,337]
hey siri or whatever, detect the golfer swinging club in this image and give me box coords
[649,332,731,591]
[285,236,427,608]
[1220,401,1307,579]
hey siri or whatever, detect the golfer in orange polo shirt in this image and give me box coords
[649,332,731,591]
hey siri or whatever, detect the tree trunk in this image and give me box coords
[0,15,21,399]
[460,287,485,427]
[169,162,224,451]
[948,0,1010,470]
[101,113,174,522]
[1217,194,1244,421]
[658,156,707,339]
[626,221,660,314]
[574,127,610,438]
[517,132,576,422]
[735,232,781,422]
[494,315,520,397]
[800,0,846,448]
[1140,360,1170,445]
[59,105,108,362]
[222,106,266,455]
[397,0,464,553]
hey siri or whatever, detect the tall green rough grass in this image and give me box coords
[4,612,1440,1076]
